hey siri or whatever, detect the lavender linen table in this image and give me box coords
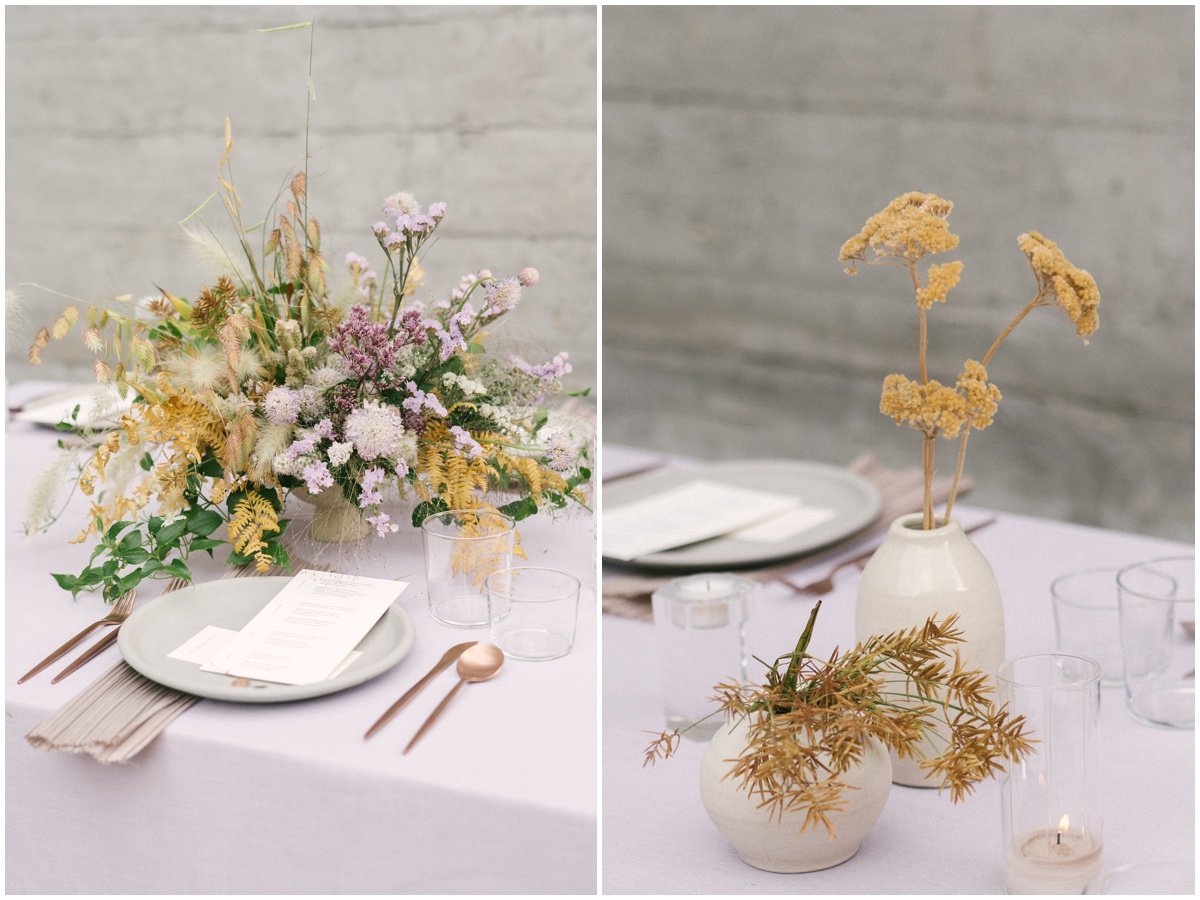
[602,444,1194,894]
[5,384,597,894]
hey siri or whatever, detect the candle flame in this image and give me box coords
[1058,814,1070,835]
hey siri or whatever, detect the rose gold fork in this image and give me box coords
[18,590,138,684]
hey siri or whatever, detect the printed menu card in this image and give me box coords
[198,570,406,685]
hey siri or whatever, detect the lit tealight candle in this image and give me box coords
[1004,815,1103,895]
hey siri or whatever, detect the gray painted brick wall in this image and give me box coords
[6,5,597,390]
[603,6,1193,541]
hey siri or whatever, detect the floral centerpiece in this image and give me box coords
[24,122,590,603]
[645,602,1033,870]
[838,192,1100,529]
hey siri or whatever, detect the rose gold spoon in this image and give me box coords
[403,643,505,755]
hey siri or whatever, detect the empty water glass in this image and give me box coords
[1116,556,1193,729]
[1051,568,1124,686]
[486,567,580,660]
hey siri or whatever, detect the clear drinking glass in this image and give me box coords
[421,510,515,627]
[651,572,752,741]
[1116,556,1194,729]
[1051,568,1125,686]
[1083,860,1194,894]
[999,653,1103,895]
[486,567,580,661]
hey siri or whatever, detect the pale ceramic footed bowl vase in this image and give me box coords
[855,512,1005,787]
[699,718,892,873]
[294,487,371,543]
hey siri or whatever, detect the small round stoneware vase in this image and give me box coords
[856,512,1005,786]
[294,486,371,543]
[699,718,892,873]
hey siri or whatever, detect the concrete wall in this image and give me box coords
[6,5,596,390]
[603,6,1193,541]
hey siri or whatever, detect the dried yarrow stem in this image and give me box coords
[643,602,1034,837]
[839,193,1100,527]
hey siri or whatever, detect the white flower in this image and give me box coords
[344,401,407,461]
[308,364,348,392]
[327,441,354,467]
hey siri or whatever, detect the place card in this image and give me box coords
[169,625,363,679]
[199,570,406,685]
[731,505,839,543]
[604,479,801,560]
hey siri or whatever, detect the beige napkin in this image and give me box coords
[25,557,323,764]
[602,454,973,621]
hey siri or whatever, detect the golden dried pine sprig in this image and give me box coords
[643,604,1034,837]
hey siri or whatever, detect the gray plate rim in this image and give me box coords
[118,576,415,703]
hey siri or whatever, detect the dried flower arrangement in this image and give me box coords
[21,24,591,603]
[644,602,1034,837]
[839,192,1100,529]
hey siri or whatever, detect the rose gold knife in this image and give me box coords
[364,641,477,740]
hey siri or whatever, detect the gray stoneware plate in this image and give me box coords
[602,459,882,571]
[119,576,415,703]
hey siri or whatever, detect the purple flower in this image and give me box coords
[367,512,399,537]
[512,351,572,383]
[314,419,335,439]
[302,460,334,494]
[287,436,317,460]
[403,382,448,418]
[450,425,484,459]
[327,304,415,381]
[428,201,447,220]
[358,466,387,508]
[483,277,521,316]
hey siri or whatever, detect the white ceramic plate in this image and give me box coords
[602,459,882,570]
[118,577,415,703]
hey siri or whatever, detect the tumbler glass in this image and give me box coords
[486,566,580,661]
[1050,568,1124,686]
[1117,556,1194,729]
[999,653,1103,895]
[421,510,515,627]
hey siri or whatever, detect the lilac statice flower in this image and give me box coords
[314,419,336,439]
[344,401,407,461]
[385,232,407,251]
[302,460,334,494]
[373,221,390,239]
[287,436,317,461]
[483,277,521,317]
[512,351,573,383]
[395,308,428,346]
[327,304,414,381]
[383,191,420,222]
[428,201,447,221]
[403,382,448,418]
[450,425,484,459]
[263,386,301,425]
[358,466,388,508]
[367,512,400,537]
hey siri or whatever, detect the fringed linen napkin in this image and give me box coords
[26,558,323,763]
[602,454,973,622]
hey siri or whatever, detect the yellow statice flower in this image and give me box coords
[840,192,960,272]
[1017,231,1100,341]
[879,374,968,438]
[956,359,1002,430]
[917,261,964,310]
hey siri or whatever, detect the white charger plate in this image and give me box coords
[118,577,415,703]
[602,459,881,570]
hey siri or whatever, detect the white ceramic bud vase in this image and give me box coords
[698,718,892,873]
[855,512,1005,787]
[294,487,371,543]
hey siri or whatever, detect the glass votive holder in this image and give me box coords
[1117,556,1194,729]
[999,653,1103,895]
[421,509,515,627]
[1051,568,1125,686]
[485,567,580,661]
[651,572,753,741]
